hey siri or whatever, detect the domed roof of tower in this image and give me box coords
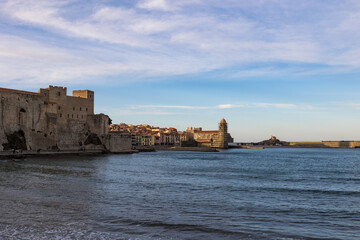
[220,118,227,124]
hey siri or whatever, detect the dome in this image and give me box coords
[220,118,227,124]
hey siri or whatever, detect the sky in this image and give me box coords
[1,0,360,142]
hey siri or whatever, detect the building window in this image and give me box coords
[72,114,73,118]
[80,107,82,111]
[68,114,69,118]
[86,108,88,112]
[77,114,79,118]
[58,106,61,110]
[44,93,47,96]
[57,92,61,96]
[73,107,75,111]
[82,115,83,119]
[60,113,62,118]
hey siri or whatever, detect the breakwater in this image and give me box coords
[289,141,360,148]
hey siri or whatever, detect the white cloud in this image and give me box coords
[217,104,243,109]
[137,0,173,11]
[252,103,297,109]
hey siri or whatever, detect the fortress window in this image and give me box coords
[80,107,82,111]
[73,107,75,111]
[86,108,88,112]
[57,92,61,96]
[58,106,61,110]
[77,114,79,118]
[60,113,62,118]
[19,108,26,126]
[68,114,69,118]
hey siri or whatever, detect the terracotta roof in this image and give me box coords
[220,118,227,124]
[196,139,211,143]
[196,131,219,133]
[0,87,39,96]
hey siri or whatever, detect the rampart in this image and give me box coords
[0,86,131,153]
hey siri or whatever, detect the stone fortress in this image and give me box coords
[0,85,131,153]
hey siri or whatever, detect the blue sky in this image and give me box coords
[1,0,360,141]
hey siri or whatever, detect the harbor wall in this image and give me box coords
[289,141,360,148]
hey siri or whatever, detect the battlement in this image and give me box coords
[47,85,67,91]
[72,90,94,99]
[38,85,67,98]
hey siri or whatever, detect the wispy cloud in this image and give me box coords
[333,102,360,111]
[129,104,244,110]
[97,106,181,116]
[252,103,297,109]
[0,0,360,84]
[130,103,301,110]
[137,0,174,11]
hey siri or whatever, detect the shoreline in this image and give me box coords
[153,146,218,152]
[0,149,138,160]
[2,145,360,160]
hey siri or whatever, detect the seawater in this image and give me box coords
[0,149,359,240]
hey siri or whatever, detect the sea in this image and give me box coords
[0,149,359,240]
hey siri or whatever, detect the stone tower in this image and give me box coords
[218,118,228,149]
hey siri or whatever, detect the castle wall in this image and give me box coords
[198,142,212,148]
[38,86,94,124]
[194,132,217,140]
[105,132,132,152]
[0,90,47,150]
[0,86,129,153]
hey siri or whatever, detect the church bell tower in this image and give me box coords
[218,118,228,149]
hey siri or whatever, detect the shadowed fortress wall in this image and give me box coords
[0,86,120,152]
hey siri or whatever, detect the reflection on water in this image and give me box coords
[1,149,360,239]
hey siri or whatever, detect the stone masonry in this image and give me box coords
[0,85,131,152]
[191,118,233,149]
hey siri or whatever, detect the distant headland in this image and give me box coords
[232,136,360,149]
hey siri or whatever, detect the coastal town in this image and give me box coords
[109,120,234,149]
